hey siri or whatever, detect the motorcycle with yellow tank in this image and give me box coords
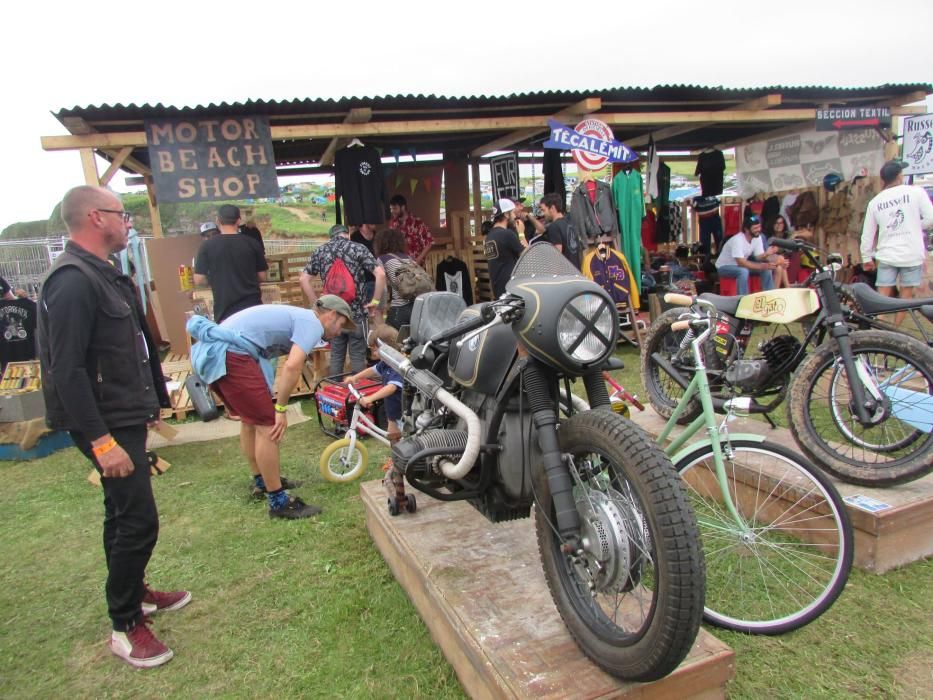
[642,238,933,486]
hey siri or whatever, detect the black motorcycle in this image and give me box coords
[377,243,705,682]
[642,238,933,486]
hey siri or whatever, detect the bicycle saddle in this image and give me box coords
[846,282,933,315]
[697,293,741,316]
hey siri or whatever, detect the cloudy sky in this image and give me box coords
[2,0,931,229]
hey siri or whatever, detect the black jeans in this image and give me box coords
[71,425,158,631]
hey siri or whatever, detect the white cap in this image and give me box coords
[495,198,516,215]
[200,222,218,234]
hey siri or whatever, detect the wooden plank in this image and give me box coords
[361,480,734,699]
[98,146,134,186]
[470,97,602,157]
[318,107,373,167]
[79,149,99,185]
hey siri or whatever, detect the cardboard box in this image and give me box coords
[0,390,45,422]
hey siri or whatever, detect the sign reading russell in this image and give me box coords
[144,115,279,203]
[902,113,933,176]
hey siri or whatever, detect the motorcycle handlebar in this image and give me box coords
[664,293,693,307]
[769,237,815,253]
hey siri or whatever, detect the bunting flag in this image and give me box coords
[409,178,418,194]
[408,147,417,162]
[374,147,384,156]
[423,176,432,193]
[391,148,401,164]
[395,173,404,188]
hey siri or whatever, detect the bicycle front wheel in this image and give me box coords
[676,439,852,634]
[320,438,369,483]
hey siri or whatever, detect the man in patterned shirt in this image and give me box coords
[388,194,434,265]
[300,225,386,375]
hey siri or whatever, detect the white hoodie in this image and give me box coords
[860,184,933,267]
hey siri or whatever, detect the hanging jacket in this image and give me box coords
[569,180,619,246]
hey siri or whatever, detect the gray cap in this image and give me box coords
[200,222,218,234]
[316,294,356,330]
[328,224,349,238]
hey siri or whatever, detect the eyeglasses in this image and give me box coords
[96,208,132,222]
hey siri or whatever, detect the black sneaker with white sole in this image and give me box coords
[269,496,322,520]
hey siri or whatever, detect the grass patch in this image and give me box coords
[0,354,929,698]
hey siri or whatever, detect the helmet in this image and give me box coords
[823,173,843,192]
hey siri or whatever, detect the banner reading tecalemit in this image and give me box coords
[144,115,279,203]
[543,119,638,170]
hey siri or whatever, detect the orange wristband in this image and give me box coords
[92,437,118,458]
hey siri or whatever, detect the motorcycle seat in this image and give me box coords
[698,293,741,316]
[846,282,933,315]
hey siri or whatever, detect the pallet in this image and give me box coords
[159,352,320,421]
[361,479,734,699]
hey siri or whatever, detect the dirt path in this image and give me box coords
[283,206,312,221]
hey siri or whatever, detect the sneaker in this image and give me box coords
[141,585,192,616]
[249,475,303,500]
[109,618,173,668]
[269,496,322,520]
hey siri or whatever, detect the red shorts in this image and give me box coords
[212,351,275,426]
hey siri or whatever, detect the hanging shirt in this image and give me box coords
[0,297,37,368]
[334,145,386,225]
[695,149,726,196]
[612,169,644,293]
[435,257,473,306]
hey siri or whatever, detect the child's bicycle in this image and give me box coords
[652,293,853,634]
[317,383,417,515]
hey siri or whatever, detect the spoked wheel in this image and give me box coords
[535,411,705,682]
[676,439,852,634]
[788,330,933,485]
[641,308,704,424]
[319,438,369,483]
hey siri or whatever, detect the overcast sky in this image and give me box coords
[2,0,931,229]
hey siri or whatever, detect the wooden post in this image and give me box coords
[79,149,99,185]
[145,176,164,238]
[470,159,482,241]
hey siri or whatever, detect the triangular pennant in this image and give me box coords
[408,147,417,162]
[395,173,403,188]
[391,149,401,164]
[375,147,384,156]
[423,176,432,193]
[409,178,418,194]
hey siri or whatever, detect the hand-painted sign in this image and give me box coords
[489,152,520,203]
[144,115,279,203]
[543,119,638,171]
[902,113,933,176]
[815,105,892,132]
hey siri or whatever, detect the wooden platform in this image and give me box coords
[361,479,734,699]
[628,407,933,574]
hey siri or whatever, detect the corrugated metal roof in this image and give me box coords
[52,83,931,172]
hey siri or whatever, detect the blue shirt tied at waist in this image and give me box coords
[186,315,275,394]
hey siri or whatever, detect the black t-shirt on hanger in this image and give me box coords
[695,149,726,196]
[334,145,387,226]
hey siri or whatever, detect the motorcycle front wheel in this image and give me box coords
[788,330,933,486]
[677,439,852,634]
[535,411,705,682]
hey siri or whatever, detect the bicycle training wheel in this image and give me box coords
[320,438,369,483]
[788,330,933,486]
[676,439,852,634]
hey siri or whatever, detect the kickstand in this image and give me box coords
[762,412,777,429]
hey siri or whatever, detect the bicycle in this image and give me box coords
[652,292,853,634]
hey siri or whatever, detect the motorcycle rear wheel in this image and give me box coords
[642,308,704,424]
[535,411,705,681]
[788,330,933,486]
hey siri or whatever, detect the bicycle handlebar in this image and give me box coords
[671,319,692,332]
[664,293,694,306]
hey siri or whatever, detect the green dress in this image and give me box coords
[612,169,644,293]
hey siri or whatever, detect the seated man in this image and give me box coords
[715,215,778,295]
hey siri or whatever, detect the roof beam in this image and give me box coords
[625,94,783,149]
[98,146,134,185]
[469,97,601,157]
[317,107,373,166]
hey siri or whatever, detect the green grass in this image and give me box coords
[0,358,930,698]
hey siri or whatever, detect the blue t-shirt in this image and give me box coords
[374,360,404,421]
[221,305,324,358]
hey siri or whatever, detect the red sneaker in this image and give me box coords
[141,585,192,615]
[109,618,173,668]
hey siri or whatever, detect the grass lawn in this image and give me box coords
[0,347,930,698]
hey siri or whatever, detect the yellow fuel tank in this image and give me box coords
[735,288,819,323]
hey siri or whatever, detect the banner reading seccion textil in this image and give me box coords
[543,119,639,166]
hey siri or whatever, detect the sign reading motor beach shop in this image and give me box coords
[815,105,892,132]
[543,118,638,170]
[144,115,279,203]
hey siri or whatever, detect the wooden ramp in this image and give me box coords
[361,479,734,700]
[628,407,933,574]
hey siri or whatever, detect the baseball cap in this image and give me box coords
[199,222,218,234]
[880,159,908,183]
[217,204,241,222]
[316,294,356,330]
[495,198,516,216]
[509,196,526,205]
[328,224,349,238]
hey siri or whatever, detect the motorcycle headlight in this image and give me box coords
[557,293,615,364]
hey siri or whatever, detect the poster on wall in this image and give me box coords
[489,152,520,203]
[144,115,279,203]
[735,127,885,196]
[902,114,933,176]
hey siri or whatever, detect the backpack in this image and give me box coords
[389,255,433,301]
[323,258,356,303]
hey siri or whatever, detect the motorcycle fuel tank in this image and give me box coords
[448,305,518,396]
[735,288,819,323]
